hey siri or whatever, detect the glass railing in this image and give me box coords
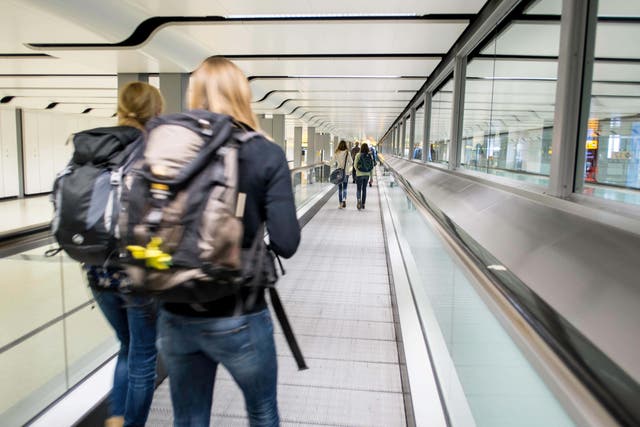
[290,162,333,207]
[378,169,577,427]
[0,236,118,427]
[0,166,333,426]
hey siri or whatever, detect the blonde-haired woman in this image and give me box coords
[85,81,164,427]
[156,56,300,427]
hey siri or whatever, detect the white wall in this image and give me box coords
[0,108,20,198]
[22,110,116,195]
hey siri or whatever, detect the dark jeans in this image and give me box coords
[338,175,348,202]
[157,308,278,427]
[92,290,158,427]
[351,167,357,183]
[356,175,369,205]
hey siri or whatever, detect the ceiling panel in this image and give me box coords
[481,23,560,56]
[126,0,486,16]
[0,1,111,52]
[0,0,485,140]
[595,23,640,59]
[180,22,468,55]
[233,58,442,77]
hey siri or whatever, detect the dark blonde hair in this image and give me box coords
[187,56,259,130]
[117,82,164,130]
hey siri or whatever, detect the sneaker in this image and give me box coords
[362,204,365,210]
[357,200,362,210]
[339,202,343,209]
[342,201,346,208]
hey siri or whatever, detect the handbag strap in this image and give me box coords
[343,150,348,170]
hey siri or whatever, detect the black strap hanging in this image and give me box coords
[269,287,308,370]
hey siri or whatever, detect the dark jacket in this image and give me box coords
[165,133,301,317]
[350,145,360,162]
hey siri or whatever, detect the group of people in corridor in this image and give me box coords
[332,140,378,210]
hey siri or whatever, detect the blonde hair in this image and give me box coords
[117,81,164,130]
[187,56,259,130]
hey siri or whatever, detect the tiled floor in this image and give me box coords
[0,195,51,235]
[146,181,406,426]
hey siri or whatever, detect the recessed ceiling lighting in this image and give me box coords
[227,13,418,19]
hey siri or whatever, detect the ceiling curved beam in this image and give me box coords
[26,14,474,50]
[251,89,299,103]
[248,75,428,81]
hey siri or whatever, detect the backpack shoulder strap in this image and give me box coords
[235,131,261,143]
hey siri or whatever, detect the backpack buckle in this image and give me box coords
[110,170,122,186]
[198,119,213,136]
[150,182,172,200]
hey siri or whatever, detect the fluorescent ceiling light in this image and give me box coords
[478,76,557,81]
[227,13,418,19]
[290,75,403,79]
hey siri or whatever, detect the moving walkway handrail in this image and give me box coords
[289,161,329,176]
[381,156,640,427]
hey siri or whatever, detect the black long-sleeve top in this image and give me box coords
[164,134,301,317]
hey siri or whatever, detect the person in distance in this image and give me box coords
[332,139,353,208]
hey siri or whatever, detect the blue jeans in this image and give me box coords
[338,175,348,202]
[356,175,369,205]
[92,290,158,427]
[157,308,278,427]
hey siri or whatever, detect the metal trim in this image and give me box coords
[548,0,597,197]
[377,171,449,427]
[383,157,634,427]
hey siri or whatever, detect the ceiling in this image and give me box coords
[0,0,487,140]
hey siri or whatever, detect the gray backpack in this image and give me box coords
[49,127,143,267]
[119,110,272,302]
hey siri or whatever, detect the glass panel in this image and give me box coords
[413,104,425,160]
[0,243,118,425]
[0,245,64,347]
[429,79,453,164]
[291,165,332,207]
[579,2,640,206]
[460,10,559,184]
[404,115,412,158]
[380,172,576,427]
[0,323,67,427]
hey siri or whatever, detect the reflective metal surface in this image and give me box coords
[384,155,640,426]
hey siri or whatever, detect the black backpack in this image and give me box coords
[50,126,143,266]
[357,152,375,172]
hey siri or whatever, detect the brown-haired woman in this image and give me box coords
[156,56,301,427]
[86,81,164,427]
[332,140,352,208]
[353,143,374,210]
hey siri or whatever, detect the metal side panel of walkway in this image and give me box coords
[146,182,407,426]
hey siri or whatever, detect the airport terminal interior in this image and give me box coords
[0,0,639,426]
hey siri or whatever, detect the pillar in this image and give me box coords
[294,126,303,168]
[158,73,189,114]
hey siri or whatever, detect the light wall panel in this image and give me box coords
[0,109,19,198]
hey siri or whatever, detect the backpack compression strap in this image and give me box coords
[269,287,308,370]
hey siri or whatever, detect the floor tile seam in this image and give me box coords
[274,314,394,324]
[283,298,391,309]
[275,355,400,365]
[213,377,403,395]
[279,301,392,309]
[278,289,393,296]
[277,316,394,323]
[209,414,346,427]
[273,331,396,343]
[274,354,402,368]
